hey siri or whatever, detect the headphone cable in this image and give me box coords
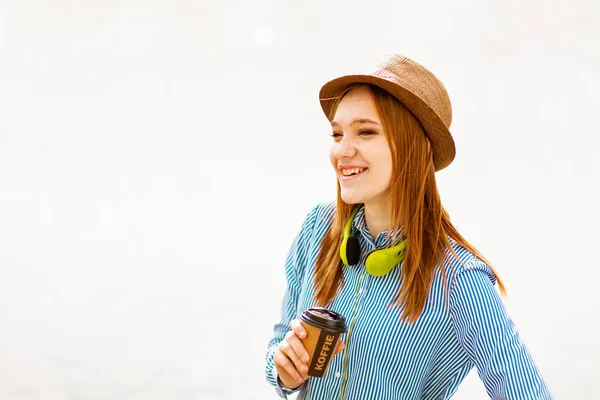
[338,268,367,400]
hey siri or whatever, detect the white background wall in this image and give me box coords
[0,1,598,399]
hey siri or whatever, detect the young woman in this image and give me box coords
[264,55,552,399]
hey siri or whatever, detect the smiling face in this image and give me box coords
[329,85,393,207]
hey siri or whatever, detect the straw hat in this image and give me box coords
[319,54,455,171]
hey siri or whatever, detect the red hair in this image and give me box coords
[313,84,506,323]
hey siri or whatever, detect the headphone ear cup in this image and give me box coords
[365,239,407,277]
[365,251,397,277]
[346,236,361,265]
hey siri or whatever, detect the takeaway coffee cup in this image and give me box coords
[299,307,348,378]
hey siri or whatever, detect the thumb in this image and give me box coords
[335,340,345,355]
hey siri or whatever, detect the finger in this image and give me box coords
[334,340,345,355]
[290,319,307,340]
[284,332,310,375]
[274,347,305,383]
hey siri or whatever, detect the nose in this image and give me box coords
[332,136,358,160]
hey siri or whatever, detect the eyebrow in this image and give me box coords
[331,118,381,127]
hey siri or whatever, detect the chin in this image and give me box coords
[340,192,365,205]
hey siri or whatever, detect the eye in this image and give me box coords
[359,130,375,136]
[330,132,342,138]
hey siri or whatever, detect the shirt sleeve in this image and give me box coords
[449,261,553,399]
[265,203,322,398]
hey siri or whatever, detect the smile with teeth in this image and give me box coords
[341,167,367,177]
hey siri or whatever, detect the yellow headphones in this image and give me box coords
[339,206,407,276]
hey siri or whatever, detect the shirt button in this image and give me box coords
[359,288,364,294]
[335,372,341,378]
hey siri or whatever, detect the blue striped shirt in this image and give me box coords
[265,202,552,399]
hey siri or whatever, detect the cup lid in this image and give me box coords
[300,307,347,333]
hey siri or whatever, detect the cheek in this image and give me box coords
[373,144,393,179]
[384,148,393,172]
[384,151,394,179]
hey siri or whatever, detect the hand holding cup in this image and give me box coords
[274,308,347,390]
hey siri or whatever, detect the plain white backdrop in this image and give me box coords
[0,1,599,399]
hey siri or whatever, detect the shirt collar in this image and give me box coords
[351,204,405,247]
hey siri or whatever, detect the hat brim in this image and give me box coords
[319,74,455,172]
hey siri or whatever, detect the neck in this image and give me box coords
[363,198,401,241]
